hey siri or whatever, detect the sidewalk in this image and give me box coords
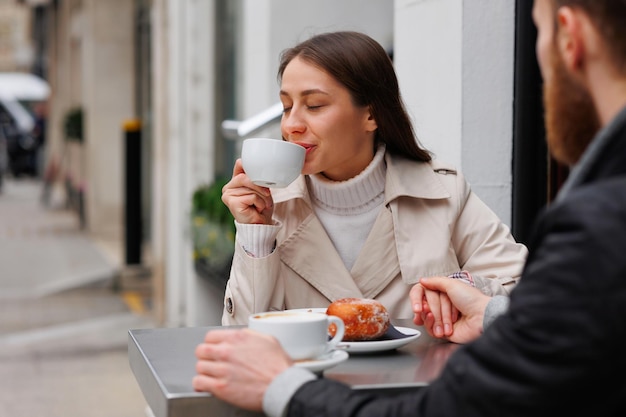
[0,177,155,417]
[0,178,119,299]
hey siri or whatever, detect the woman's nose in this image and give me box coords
[281,108,306,135]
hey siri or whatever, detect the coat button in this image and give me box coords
[226,297,233,314]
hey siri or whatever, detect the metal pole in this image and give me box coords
[124,119,142,265]
[512,0,547,244]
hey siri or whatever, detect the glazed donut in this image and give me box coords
[326,298,390,341]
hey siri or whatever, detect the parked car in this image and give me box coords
[0,72,50,104]
[0,73,50,178]
[0,124,7,191]
[0,95,38,177]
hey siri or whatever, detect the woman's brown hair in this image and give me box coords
[278,31,431,162]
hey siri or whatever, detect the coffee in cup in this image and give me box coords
[248,311,345,361]
[240,138,305,188]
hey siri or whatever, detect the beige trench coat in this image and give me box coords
[222,153,528,325]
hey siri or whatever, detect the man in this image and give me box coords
[193,0,626,415]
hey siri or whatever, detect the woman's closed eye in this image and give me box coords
[282,104,324,113]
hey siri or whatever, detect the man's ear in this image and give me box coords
[556,6,585,71]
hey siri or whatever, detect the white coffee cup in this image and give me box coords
[240,138,305,188]
[248,311,345,360]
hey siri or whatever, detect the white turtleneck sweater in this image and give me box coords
[235,146,387,271]
[307,146,386,270]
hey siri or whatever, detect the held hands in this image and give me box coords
[410,276,490,344]
[411,277,459,338]
[221,159,275,225]
[193,328,294,412]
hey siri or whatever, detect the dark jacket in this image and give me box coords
[288,108,626,417]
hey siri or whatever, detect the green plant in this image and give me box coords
[63,107,84,142]
[192,177,234,229]
[191,177,235,285]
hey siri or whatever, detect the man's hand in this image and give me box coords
[411,277,491,344]
[193,328,293,411]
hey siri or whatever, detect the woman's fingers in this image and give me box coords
[221,160,275,224]
[438,293,454,336]
[410,283,426,313]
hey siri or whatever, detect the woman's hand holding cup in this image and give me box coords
[222,138,305,225]
[221,158,275,225]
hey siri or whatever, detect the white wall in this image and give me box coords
[157,0,217,327]
[394,0,516,225]
[239,0,394,120]
[461,3,516,221]
[395,0,462,167]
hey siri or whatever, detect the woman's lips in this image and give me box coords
[295,142,315,155]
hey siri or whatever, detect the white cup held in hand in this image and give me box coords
[248,311,345,360]
[240,138,305,188]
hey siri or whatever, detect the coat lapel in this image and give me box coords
[279,207,402,301]
[350,206,400,298]
[278,213,364,301]
[275,154,460,300]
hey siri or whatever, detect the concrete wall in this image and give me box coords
[395,0,515,225]
[149,0,168,328]
[239,0,393,121]
[44,0,135,245]
[151,0,217,327]
[461,2,516,221]
[0,2,33,71]
[81,0,135,240]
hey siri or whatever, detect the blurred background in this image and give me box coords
[0,0,557,416]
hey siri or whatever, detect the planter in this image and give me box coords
[191,213,234,288]
[191,177,235,287]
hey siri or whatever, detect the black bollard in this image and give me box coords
[124,119,142,265]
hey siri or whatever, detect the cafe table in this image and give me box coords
[128,319,459,417]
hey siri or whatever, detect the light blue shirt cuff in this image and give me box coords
[263,367,317,417]
[483,295,509,329]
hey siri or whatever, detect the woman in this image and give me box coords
[221,31,527,326]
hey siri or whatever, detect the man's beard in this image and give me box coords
[543,48,601,166]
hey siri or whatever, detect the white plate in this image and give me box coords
[293,349,349,373]
[338,327,421,353]
[284,309,422,353]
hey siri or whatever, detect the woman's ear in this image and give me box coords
[364,106,378,133]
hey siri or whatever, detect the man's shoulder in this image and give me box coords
[537,175,626,244]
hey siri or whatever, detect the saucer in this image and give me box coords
[293,350,349,373]
[338,327,421,353]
